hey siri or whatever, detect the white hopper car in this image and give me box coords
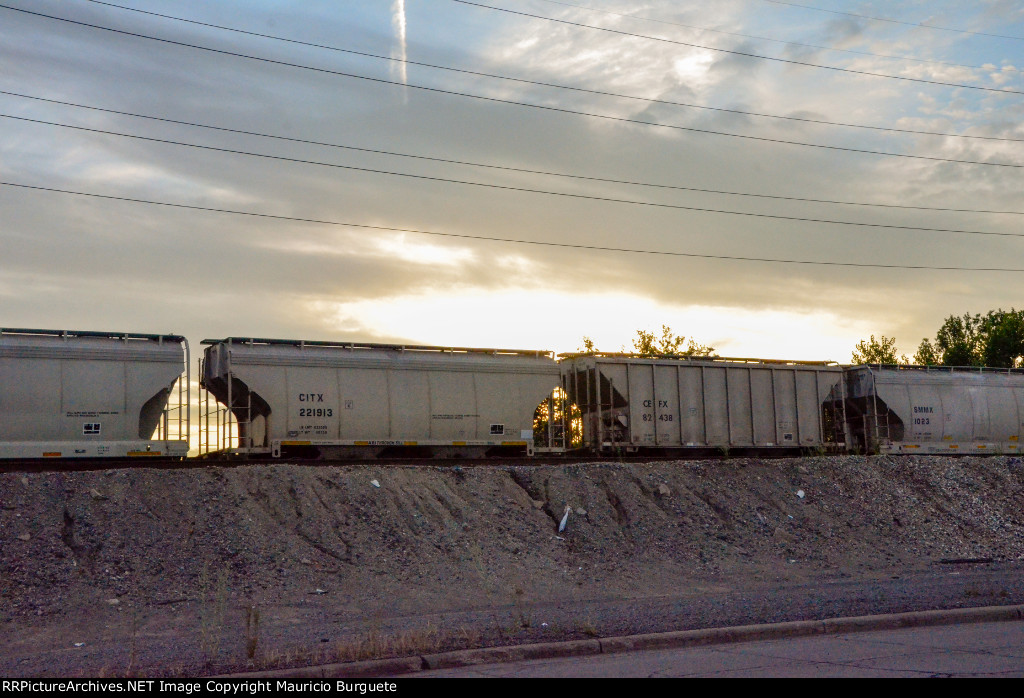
[839,364,1024,455]
[0,328,189,459]
[6,327,1024,461]
[199,337,560,458]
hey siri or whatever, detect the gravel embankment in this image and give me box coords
[2,455,1023,676]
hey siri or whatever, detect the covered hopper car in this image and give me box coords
[199,337,560,459]
[0,328,189,459]
[836,364,1024,455]
[560,353,846,455]
[6,327,1024,462]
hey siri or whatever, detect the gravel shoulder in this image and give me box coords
[2,455,1023,676]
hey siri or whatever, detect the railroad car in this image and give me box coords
[8,327,1024,462]
[560,353,846,455]
[0,328,189,459]
[199,337,560,458]
[839,364,1024,455]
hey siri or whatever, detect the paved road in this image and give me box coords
[413,619,1024,677]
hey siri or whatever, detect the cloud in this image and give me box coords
[1,0,1022,364]
[312,285,878,360]
[257,230,477,268]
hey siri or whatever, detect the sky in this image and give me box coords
[2,0,1023,365]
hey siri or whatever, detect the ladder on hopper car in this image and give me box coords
[853,366,892,453]
[154,368,190,448]
[825,376,849,452]
[869,372,892,450]
[197,355,252,457]
[535,388,569,453]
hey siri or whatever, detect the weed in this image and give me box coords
[196,564,229,665]
[511,586,532,629]
[456,626,481,648]
[575,608,600,638]
[331,623,442,663]
[126,604,140,676]
[245,605,261,661]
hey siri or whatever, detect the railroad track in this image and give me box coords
[0,451,802,474]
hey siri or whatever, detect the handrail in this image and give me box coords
[558,352,839,366]
[201,337,553,358]
[859,363,1024,375]
[1,328,186,342]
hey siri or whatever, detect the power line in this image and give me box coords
[762,0,1024,42]
[6,112,1023,236]
[5,88,1023,217]
[4,180,1022,272]
[1,6,1021,167]
[452,1,1024,95]
[534,0,1020,74]
[60,0,1022,142]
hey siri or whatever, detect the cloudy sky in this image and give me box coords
[2,0,1023,363]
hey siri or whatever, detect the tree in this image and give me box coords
[934,313,984,366]
[851,335,907,365]
[913,338,940,365]
[979,308,1024,368]
[577,326,714,357]
[905,309,1024,368]
[532,388,582,448]
[632,325,714,357]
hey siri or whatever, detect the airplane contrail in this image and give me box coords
[392,0,407,87]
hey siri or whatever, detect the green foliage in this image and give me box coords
[533,388,582,448]
[920,309,1024,368]
[851,335,907,365]
[631,325,714,358]
[979,309,1024,368]
[913,338,940,365]
[577,326,714,358]
[934,313,984,366]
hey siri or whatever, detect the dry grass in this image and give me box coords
[253,622,484,672]
[245,605,261,661]
[332,624,443,663]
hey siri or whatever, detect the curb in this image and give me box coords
[225,604,1024,678]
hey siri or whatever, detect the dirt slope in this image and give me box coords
[2,455,1024,676]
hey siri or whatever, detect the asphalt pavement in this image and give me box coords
[236,604,1024,679]
[413,617,1024,677]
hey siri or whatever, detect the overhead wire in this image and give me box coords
[533,0,1021,73]
[2,4,1019,274]
[6,112,1023,237]
[0,5,1021,168]
[62,0,1024,142]
[451,0,1024,95]
[4,180,1023,272]
[761,0,1024,42]
[4,88,1023,217]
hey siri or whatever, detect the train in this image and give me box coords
[2,327,1024,461]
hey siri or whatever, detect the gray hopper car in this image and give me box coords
[0,328,189,459]
[838,364,1024,455]
[200,337,560,458]
[14,324,1023,462]
[560,354,846,454]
